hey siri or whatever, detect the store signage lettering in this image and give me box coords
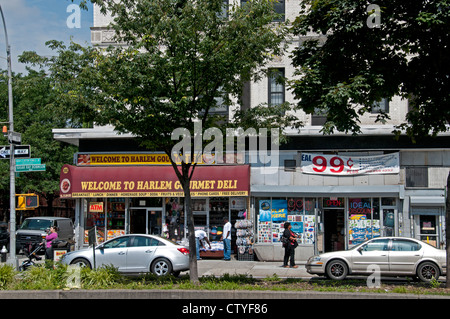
[80,179,238,192]
[301,153,399,176]
[323,198,345,208]
[349,198,371,215]
[89,202,104,212]
[60,164,249,198]
[76,153,235,166]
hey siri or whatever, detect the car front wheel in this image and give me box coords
[71,258,92,269]
[326,259,348,280]
[151,258,173,276]
[417,262,440,282]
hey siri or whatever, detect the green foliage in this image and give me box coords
[25,0,291,283]
[36,0,289,153]
[0,68,79,206]
[0,264,16,289]
[290,0,450,137]
[16,263,69,290]
[81,265,124,288]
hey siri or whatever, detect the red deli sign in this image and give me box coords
[60,164,249,198]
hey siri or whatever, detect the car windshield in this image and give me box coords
[20,219,52,231]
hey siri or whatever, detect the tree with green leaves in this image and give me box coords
[0,67,79,219]
[40,0,290,283]
[290,0,449,138]
[290,0,449,287]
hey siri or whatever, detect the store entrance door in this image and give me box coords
[129,208,162,235]
[381,208,395,237]
[324,209,345,252]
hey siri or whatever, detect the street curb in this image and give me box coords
[0,289,448,299]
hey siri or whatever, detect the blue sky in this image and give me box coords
[0,0,93,74]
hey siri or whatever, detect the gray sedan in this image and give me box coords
[306,237,446,282]
[60,234,189,276]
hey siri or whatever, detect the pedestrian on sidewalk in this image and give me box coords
[45,226,58,260]
[195,229,211,260]
[282,222,299,268]
[221,217,231,261]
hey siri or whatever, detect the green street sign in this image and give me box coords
[16,158,41,165]
[15,164,46,172]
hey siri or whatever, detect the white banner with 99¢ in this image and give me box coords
[301,153,399,176]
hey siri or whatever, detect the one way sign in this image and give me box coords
[0,145,31,159]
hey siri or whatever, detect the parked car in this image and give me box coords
[16,217,74,254]
[60,234,190,276]
[306,237,446,282]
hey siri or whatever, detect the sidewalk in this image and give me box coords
[194,257,310,278]
[2,254,309,279]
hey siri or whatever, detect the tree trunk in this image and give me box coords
[184,187,199,284]
[446,172,450,288]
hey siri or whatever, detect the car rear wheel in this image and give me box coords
[417,262,440,282]
[326,259,348,280]
[151,258,173,276]
[71,258,92,269]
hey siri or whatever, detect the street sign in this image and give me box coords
[8,131,21,145]
[15,163,46,172]
[16,158,41,165]
[0,145,31,159]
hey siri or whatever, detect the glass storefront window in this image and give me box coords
[419,215,437,247]
[85,199,106,244]
[304,198,315,215]
[381,197,396,206]
[131,197,162,207]
[84,198,127,244]
[257,197,272,243]
[164,197,184,241]
[192,198,207,228]
[256,197,316,245]
[348,198,380,246]
[287,198,303,215]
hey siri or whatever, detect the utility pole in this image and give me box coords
[446,172,450,288]
[0,5,17,268]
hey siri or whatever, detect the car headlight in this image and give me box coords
[308,256,321,263]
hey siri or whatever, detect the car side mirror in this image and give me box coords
[97,244,105,250]
[357,246,363,254]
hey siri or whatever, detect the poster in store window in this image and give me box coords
[259,200,272,222]
[271,200,288,222]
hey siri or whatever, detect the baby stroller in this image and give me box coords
[19,240,44,271]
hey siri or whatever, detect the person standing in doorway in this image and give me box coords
[282,222,299,268]
[221,217,232,261]
[195,229,211,260]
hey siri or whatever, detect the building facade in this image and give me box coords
[52,0,449,261]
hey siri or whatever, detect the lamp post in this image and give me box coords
[0,4,17,268]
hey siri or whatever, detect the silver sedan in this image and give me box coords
[306,237,446,282]
[60,234,189,276]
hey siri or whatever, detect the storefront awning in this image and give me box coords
[410,196,445,207]
[60,164,250,198]
[251,185,405,198]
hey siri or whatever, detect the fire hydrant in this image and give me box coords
[0,245,7,263]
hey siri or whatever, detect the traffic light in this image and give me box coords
[16,194,39,210]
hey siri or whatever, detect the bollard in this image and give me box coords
[0,245,7,263]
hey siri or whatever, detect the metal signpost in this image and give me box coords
[0,4,18,267]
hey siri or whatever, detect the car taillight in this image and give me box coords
[177,247,189,256]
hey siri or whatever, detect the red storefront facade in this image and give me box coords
[60,163,250,248]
